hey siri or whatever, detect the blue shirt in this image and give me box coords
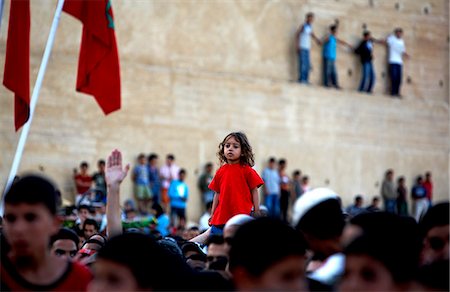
[133,165,149,185]
[262,168,280,195]
[148,165,161,195]
[168,180,189,209]
[323,34,337,60]
[156,214,170,237]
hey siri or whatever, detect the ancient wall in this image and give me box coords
[1,0,449,221]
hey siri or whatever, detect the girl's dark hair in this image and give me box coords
[217,132,255,166]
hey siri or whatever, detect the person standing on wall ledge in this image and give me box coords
[386,28,410,98]
[296,12,321,84]
[354,30,385,94]
[321,24,353,89]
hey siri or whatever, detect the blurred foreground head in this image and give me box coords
[229,217,307,291]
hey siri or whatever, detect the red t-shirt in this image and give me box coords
[75,174,93,195]
[1,259,92,291]
[209,164,264,225]
[423,181,433,200]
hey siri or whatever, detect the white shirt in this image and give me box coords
[159,163,180,189]
[387,34,405,64]
[299,23,312,50]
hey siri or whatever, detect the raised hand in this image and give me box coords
[106,149,130,187]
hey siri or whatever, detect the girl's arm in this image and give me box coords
[251,187,260,216]
[209,192,219,225]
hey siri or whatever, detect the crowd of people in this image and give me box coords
[296,12,410,97]
[1,132,448,291]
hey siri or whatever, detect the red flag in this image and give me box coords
[63,0,121,114]
[3,0,30,131]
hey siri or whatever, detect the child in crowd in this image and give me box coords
[208,132,264,235]
[168,169,189,229]
[131,153,152,214]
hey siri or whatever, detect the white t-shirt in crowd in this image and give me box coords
[299,23,312,50]
[387,34,405,64]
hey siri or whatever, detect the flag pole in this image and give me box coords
[1,0,65,215]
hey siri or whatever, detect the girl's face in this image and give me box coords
[223,136,241,164]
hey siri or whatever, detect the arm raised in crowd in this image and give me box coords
[105,149,130,237]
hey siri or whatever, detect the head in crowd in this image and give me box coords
[306,12,314,24]
[50,228,79,260]
[76,234,107,265]
[419,202,449,265]
[394,27,403,38]
[223,214,254,246]
[293,188,345,259]
[229,217,307,291]
[363,30,371,40]
[293,169,301,180]
[385,169,394,181]
[147,153,158,166]
[187,226,200,240]
[340,212,421,291]
[166,154,175,165]
[330,24,337,35]
[354,195,363,207]
[425,171,432,182]
[268,157,276,169]
[278,158,286,170]
[83,218,99,239]
[88,233,189,291]
[205,162,213,173]
[80,161,89,174]
[217,132,255,166]
[416,175,423,185]
[97,159,105,172]
[181,241,206,271]
[206,235,229,271]
[77,204,91,223]
[137,153,146,165]
[179,168,186,181]
[3,175,60,263]
[151,202,165,218]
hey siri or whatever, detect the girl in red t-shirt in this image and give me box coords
[208,132,264,235]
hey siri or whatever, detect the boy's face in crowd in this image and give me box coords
[306,15,314,23]
[98,162,105,173]
[138,157,146,165]
[52,239,78,260]
[340,254,396,291]
[88,258,139,292]
[179,172,186,181]
[84,224,97,239]
[206,242,229,270]
[421,224,449,265]
[80,165,88,174]
[3,203,59,258]
[78,208,90,221]
[224,136,242,164]
[249,255,306,291]
[150,157,158,167]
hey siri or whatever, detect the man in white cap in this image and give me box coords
[292,188,346,291]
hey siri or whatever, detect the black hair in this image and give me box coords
[419,202,449,237]
[330,24,337,32]
[78,204,91,212]
[268,157,276,163]
[345,213,421,283]
[278,158,286,166]
[167,154,175,160]
[355,195,363,202]
[97,159,105,166]
[151,203,165,218]
[83,218,99,231]
[179,169,186,176]
[97,233,191,290]
[293,170,301,176]
[148,153,158,162]
[181,241,204,257]
[4,175,57,215]
[50,227,80,247]
[137,153,145,160]
[205,162,213,168]
[188,226,199,232]
[416,175,423,183]
[296,198,345,240]
[80,161,89,168]
[398,176,405,183]
[206,235,225,247]
[363,30,371,37]
[229,218,306,277]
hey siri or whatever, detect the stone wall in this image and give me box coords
[1,0,448,221]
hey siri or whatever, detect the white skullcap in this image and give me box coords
[225,214,254,229]
[292,187,339,226]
